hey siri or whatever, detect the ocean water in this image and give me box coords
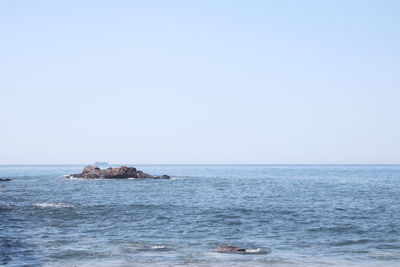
[1,165,400,267]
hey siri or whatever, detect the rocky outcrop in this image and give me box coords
[216,245,246,252]
[67,165,170,179]
[75,165,104,178]
[104,166,138,179]
[0,178,11,182]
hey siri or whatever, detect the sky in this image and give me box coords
[0,0,399,164]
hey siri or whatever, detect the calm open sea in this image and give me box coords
[1,165,399,266]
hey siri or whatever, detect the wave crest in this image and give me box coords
[33,203,73,208]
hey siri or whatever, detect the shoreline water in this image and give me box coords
[1,165,400,266]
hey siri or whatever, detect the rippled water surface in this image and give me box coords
[1,165,400,266]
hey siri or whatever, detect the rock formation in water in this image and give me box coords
[216,245,246,252]
[66,165,170,179]
[0,178,12,182]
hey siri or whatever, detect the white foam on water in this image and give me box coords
[33,203,73,208]
[151,245,165,249]
[62,175,83,180]
[245,248,261,253]
[63,176,102,180]
[130,243,166,250]
[171,177,184,180]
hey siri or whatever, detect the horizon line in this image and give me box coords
[0,163,399,166]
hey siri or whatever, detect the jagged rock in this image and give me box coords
[67,165,169,179]
[0,178,12,182]
[104,166,137,179]
[216,245,246,252]
[136,170,153,178]
[73,165,104,178]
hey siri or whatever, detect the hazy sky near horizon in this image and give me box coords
[1,0,399,164]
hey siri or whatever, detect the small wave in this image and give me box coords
[246,248,261,253]
[332,239,371,246]
[130,243,167,251]
[376,244,400,249]
[66,177,104,180]
[214,247,270,254]
[369,251,400,259]
[171,177,184,180]
[33,203,73,208]
[0,203,14,211]
[151,245,165,249]
[246,248,271,254]
[65,177,81,180]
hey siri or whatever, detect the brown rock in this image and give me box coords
[136,170,152,178]
[104,166,137,179]
[216,245,246,252]
[68,165,170,179]
[72,165,104,179]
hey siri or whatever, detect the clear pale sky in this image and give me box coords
[0,1,399,164]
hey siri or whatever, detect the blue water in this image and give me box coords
[1,165,400,266]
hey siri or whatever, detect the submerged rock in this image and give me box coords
[0,178,12,182]
[216,245,246,252]
[67,165,170,179]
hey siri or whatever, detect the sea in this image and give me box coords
[1,164,399,266]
